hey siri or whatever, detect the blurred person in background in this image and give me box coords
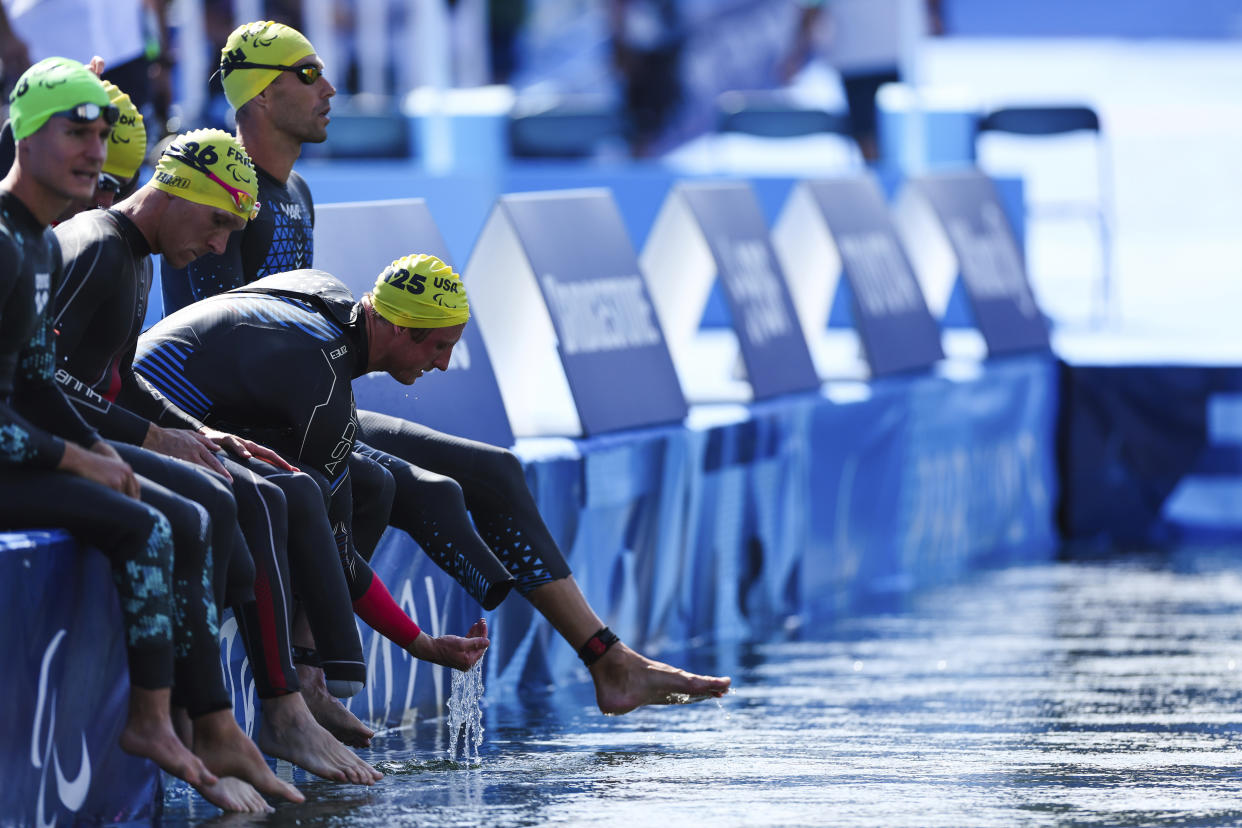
[607,0,685,158]
[783,0,942,162]
[1,0,173,133]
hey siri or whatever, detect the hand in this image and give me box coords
[143,423,232,480]
[61,441,140,498]
[406,618,489,671]
[200,428,298,472]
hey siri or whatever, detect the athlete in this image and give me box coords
[55,78,144,219]
[54,129,486,785]
[162,20,731,714]
[0,55,229,805]
[141,254,733,713]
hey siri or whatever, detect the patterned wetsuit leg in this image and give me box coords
[113,443,230,716]
[356,414,570,606]
[0,469,175,689]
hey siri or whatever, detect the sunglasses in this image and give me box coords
[96,172,123,195]
[221,61,323,86]
[54,102,120,126]
[163,147,261,220]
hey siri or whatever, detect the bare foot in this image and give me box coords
[257,692,383,785]
[295,663,375,748]
[193,709,304,804]
[193,776,275,814]
[119,687,218,787]
[589,644,732,715]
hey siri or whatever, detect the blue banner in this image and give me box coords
[313,200,514,448]
[677,182,820,399]
[805,176,944,375]
[490,190,687,435]
[915,171,1050,355]
[0,531,160,824]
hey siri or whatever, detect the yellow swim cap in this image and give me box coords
[149,128,260,221]
[220,20,315,109]
[372,254,470,329]
[101,81,146,181]
[9,57,111,141]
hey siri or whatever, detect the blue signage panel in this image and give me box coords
[677,182,820,399]
[1,532,161,823]
[807,176,945,375]
[916,171,1050,355]
[499,191,688,435]
[313,200,514,447]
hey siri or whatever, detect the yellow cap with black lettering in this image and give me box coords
[101,81,146,180]
[220,20,315,109]
[372,254,470,329]
[149,129,260,220]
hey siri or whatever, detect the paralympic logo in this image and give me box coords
[31,629,91,827]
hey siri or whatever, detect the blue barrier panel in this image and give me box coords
[906,170,1049,355]
[0,531,161,824]
[0,353,1060,813]
[773,175,945,377]
[311,199,514,447]
[641,181,820,401]
[1059,364,1242,545]
[465,189,688,437]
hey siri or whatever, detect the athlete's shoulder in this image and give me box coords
[53,209,122,266]
[246,269,355,325]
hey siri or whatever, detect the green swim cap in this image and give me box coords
[220,21,315,109]
[9,57,111,141]
[372,254,470,329]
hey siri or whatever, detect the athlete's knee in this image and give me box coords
[406,470,467,515]
[351,452,395,508]
[481,446,528,496]
[286,468,331,513]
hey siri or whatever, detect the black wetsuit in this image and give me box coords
[52,207,366,697]
[161,167,314,312]
[163,166,572,607]
[135,271,534,610]
[0,190,175,691]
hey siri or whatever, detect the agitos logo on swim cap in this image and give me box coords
[220,20,315,109]
[101,81,146,181]
[372,254,470,329]
[9,57,111,140]
[150,129,261,220]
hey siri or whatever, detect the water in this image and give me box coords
[163,551,1242,826]
[446,657,486,763]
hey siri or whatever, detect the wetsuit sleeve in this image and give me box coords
[113,345,205,432]
[4,248,102,465]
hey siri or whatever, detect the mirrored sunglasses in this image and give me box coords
[223,61,323,86]
[54,102,120,126]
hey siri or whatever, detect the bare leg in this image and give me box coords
[256,691,383,785]
[118,687,217,788]
[291,607,375,747]
[192,709,304,804]
[192,777,275,814]
[527,576,732,715]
